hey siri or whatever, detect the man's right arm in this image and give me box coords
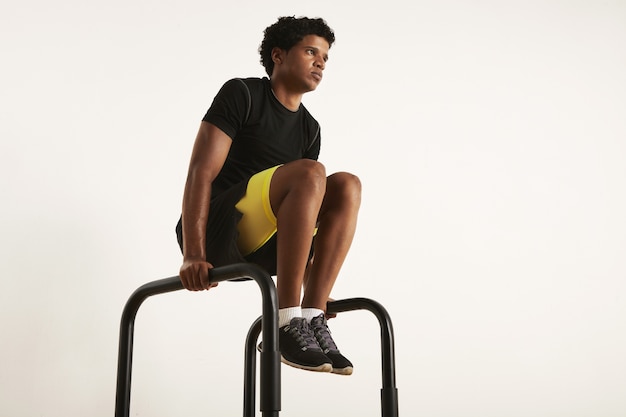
[179,121,232,291]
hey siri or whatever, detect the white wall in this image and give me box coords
[1,1,624,416]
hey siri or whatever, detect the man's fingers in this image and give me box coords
[180,260,214,291]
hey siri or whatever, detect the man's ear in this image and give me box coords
[271,47,284,65]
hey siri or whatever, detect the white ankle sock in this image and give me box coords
[278,306,302,327]
[301,307,325,322]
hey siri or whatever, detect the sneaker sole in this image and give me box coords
[281,356,333,373]
[257,344,332,373]
[331,366,353,376]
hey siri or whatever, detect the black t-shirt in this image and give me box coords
[203,77,321,197]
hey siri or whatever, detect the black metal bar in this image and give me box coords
[327,298,399,417]
[243,298,399,417]
[243,316,280,417]
[114,263,280,417]
[114,277,182,417]
[243,317,262,417]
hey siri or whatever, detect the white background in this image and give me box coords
[1,1,625,416]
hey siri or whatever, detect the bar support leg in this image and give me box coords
[114,263,281,417]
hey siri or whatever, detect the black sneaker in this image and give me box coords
[310,313,353,375]
[277,317,332,372]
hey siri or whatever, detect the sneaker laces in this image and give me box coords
[310,315,338,353]
[285,318,320,351]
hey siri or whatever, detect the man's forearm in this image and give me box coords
[181,168,212,261]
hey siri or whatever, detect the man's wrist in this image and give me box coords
[183,255,206,263]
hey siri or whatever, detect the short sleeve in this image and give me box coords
[202,78,251,139]
[303,124,321,160]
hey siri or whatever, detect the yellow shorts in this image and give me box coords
[235,165,281,256]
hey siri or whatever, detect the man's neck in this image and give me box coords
[270,79,303,112]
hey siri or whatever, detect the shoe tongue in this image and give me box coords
[290,317,309,329]
[311,316,337,350]
[311,314,327,329]
[288,317,320,349]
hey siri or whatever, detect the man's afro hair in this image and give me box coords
[259,16,335,76]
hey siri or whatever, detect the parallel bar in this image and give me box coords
[327,298,399,417]
[115,277,182,417]
[114,263,280,417]
[243,317,262,417]
[243,298,399,417]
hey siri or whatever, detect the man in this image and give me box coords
[176,16,360,375]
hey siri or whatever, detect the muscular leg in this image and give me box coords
[269,159,327,308]
[268,163,360,374]
[302,172,361,311]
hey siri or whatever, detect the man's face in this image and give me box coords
[273,34,330,93]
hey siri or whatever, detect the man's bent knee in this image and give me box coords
[277,160,326,190]
[327,172,362,203]
[289,159,326,180]
[270,160,327,210]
